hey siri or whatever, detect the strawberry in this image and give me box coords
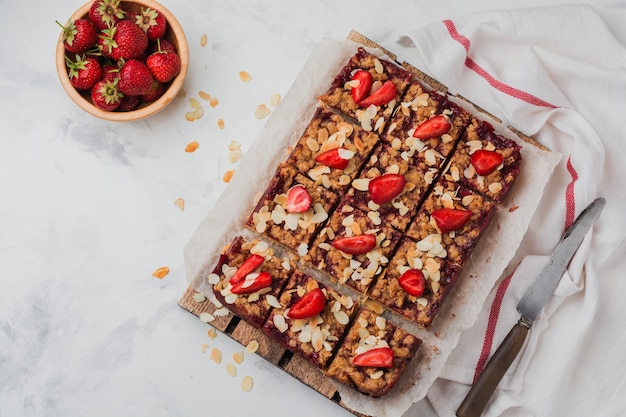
[146,48,180,83]
[141,80,166,103]
[287,288,325,319]
[230,271,272,295]
[285,185,312,213]
[229,254,265,285]
[118,59,153,96]
[368,173,405,204]
[413,115,452,139]
[101,64,119,82]
[152,38,177,54]
[432,208,472,233]
[90,79,122,111]
[398,269,426,297]
[133,8,167,41]
[89,0,125,31]
[358,80,396,107]
[314,147,353,170]
[66,54,102,90]
[99,20,148,61]
[352,347,394,368]
[117,94,141,112]
[332,234,377,255]
[57,19,98,54]
[470,149,504,176]
[350,70,373,103]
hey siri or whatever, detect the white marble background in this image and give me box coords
[0,0,619,416]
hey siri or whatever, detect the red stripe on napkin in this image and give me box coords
[443,20,557,109]
[473,272,515,382]
[565,157,578,229]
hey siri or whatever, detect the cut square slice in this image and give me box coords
[368,236,462,328]
[262,270,359,368]
[383,82,471,167]
[405,178,497,266]
[208,236,294,328]
[286,108,380,193]
[245,162,340,255]
[343,143,436,232]
[319,47,412,134]
[325,308,422,397]
[443,117,522,203]
[305,200,403,294]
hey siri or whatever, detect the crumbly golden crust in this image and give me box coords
[325,308,422,397]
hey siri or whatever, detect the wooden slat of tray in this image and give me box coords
[177,286,366,416]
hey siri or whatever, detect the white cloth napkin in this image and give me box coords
[395,4,626,416]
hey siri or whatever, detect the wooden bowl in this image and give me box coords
[56,0,188,122]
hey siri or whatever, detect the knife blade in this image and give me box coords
[456,197,606,417]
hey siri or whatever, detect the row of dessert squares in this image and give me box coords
[204,47,522,396]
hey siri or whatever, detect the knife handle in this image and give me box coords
[456,318,530,417]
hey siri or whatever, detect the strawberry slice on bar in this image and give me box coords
[332,234,377,255]
[230,271,273,295]
[351,69,373,104]
[229,254,265,285]
[286,185,312,213]
[314,147,354,170]
[432,208,473,233]
[358,80,397,107]
[287,287,325,319]
[470,149,504,176]
[398,269,426,296]
[368,173,405,204]
[352,347,395,368]
[412,115,451,139]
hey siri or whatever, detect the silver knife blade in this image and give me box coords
[517,197,606,324]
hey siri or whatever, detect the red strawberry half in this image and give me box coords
[229,254,265,285]
[368,173,405,205]
[287,288,325,319]
[470,149,504,176]
[432,208,472,233]
[230,271,272,295]
[58,19,98,54]
[352,347,394,368]
[118,59,153,96]
[350,70,373,104]
[398,269,426,297]
[332,234,377,255]
[286,185,312,213]
[358,80,396,107]
[413,115,452,139]
[314,147,353,170]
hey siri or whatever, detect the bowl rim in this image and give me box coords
[56,0,189,122]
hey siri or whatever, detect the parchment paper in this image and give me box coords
[183,37,561,417]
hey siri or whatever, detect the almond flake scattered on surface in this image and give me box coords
[217,118,225,129]
[241,376,254,392]
[210,348,222,364]
[239,71,252,82]
[209,97,219,108]
[207,328,218,339]
[200,343,209,354]
[245,340,259,354]
[192,291,206,302]
[174,197,185,211]
[269,93,281,107]
[254,104,271,120]
[199,312,215,323]
[227,140,243,163]
[152,266,169,279]
[233,351,245,364]
[223,169,235,183]
[185,141,200,153]
[200,34,208,47]
[177,88,186,98]
[225,363,237,378]
[199,90,211,101]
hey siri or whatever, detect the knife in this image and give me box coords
[456,197,606,417]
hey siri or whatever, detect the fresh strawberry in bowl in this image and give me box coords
[56,0,188,122]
